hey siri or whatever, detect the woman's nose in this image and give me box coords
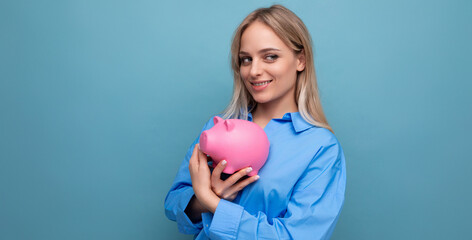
[249,59,263,77]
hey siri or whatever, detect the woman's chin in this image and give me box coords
[251,95,269,104]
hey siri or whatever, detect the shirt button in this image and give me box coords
[206,224,209,227]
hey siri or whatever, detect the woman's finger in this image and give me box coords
[224,167,254,186]
[197,146,208,167]
[211,160,227,183]
[189,144,200,169]
[227,174,260,195]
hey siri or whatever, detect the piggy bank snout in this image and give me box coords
[199,131,209,152]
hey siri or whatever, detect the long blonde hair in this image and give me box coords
[221,4,333,133]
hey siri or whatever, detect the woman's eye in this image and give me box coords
[240,57,252,65]
[265,54,278,61]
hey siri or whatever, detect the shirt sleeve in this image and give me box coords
[164,118,214,235]
[202,135,347,240]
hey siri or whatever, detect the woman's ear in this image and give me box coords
[296,49,306,72]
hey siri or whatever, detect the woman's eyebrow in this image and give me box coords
[239,48,281,55]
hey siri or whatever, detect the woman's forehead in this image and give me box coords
[240,22,289,53]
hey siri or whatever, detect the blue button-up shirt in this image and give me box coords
[164,112,346,240]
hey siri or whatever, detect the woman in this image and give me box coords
[165,5,346,240]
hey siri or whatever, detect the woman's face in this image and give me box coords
[239,21,305,107]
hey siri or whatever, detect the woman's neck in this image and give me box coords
[252,97,298,129]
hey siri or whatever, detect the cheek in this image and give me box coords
[239,67,249,80]
[239,68,254,91]
[239,69,251,88]
[274,61,298,80]
[268,63,290,80]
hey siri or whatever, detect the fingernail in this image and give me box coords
[246,167,253,173]
[222,160,227,165]
[255,175,260,180]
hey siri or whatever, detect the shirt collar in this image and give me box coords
[248,112,315,133]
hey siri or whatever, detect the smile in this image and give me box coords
[251,80,273,86]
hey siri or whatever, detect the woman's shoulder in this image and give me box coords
[301,127,345,170]
[304,125,342,149]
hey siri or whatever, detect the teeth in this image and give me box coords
[253,81,271,86]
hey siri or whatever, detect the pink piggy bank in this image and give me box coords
[199,116,270,177]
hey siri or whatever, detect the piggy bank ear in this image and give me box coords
[224,120,235,131]
[213,116,223,125]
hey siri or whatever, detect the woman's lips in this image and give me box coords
[250,80,273,91]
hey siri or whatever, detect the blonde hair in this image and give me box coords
[221,4,333,133]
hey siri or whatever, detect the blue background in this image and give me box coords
[1,0,471,239]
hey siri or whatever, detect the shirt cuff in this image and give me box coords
[176,188,203,234]
[201,212,213,237]
[207,199,244,240]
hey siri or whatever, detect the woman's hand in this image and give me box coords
[211,158,260,202]
[188,144,220,213]
[189,144,260,212]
